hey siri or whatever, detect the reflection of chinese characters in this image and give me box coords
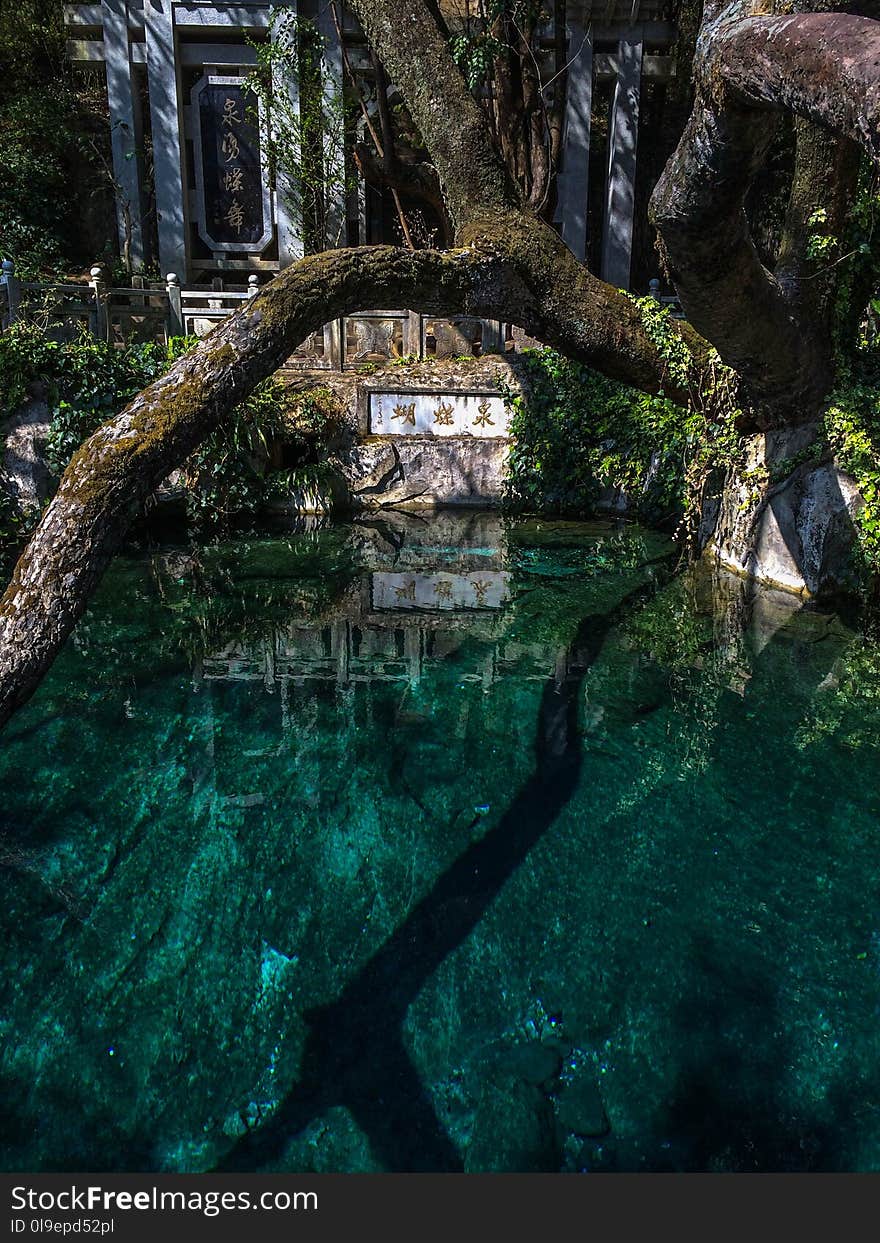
[224,200,246,235]
[392,402,416,426]
[471,578,491,605]
[394,580,416,602]
[222,96,242,127]
[433,579,453,601]
[433,400,455,426]
[221,131,240,163]
[473,398,495,429]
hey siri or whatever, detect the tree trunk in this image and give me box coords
[650,5,880,420]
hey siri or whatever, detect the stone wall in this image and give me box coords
[282,355,524,512]
[699,422,863,598]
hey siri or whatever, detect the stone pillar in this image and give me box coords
[404,626,422,684]
[354,167,368,248]
[145,0,187,279]
[327,318,343,368]
[331,618,350,684]
[271,0,305,266]
[165,271,183,337]
[555,17,593,261]
[89,265,109,341]
[600,30,643,290]
[315,0,346,247]
[1,258,20,326]
[101,0,147,272]
[404,310,421,357]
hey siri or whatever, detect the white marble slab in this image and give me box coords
[369,391,509,437]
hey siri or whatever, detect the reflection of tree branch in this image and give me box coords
[218,577,661,1173]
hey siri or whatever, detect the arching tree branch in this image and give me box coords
[0,235,709,729]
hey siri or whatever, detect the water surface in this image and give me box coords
[2,512,880,1172]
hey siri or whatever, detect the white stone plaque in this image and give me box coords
[371,572,511,611]
[369,391,508,437]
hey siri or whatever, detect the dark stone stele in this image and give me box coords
[198,84,265,247]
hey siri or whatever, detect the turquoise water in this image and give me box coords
[2,511,880,1172]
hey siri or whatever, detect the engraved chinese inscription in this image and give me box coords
[433,400,455,426]
[473,399,495,429]
[391,402,417,426]
[198,83,266,248]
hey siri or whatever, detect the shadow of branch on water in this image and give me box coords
[219,582,659,1172]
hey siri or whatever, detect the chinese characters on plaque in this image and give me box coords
[197,82,266,249]
[369,391,508,437]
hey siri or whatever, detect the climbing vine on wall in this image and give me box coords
[500,344,739,534]
[815,165,880,578]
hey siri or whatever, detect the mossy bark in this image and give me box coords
[650,3,880,421]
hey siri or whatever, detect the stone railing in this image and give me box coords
[0,258,519,367]
[1,257,681,360]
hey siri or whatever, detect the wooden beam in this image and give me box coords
[172,4,270,29]
[65,4,107,27]
[179,42,259,64]
[66,37,105,60]
[595,52,672,78]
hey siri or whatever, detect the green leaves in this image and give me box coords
[501,347,695,521]
[806,207,838,262]
[449,33,504,89]
[181,380,341,536]
[824,376,880,575]
[0,3,99,277]
[0,324,346,546]
[35,334,195,477]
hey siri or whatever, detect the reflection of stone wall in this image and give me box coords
[349,509,507,572]
[201,606,571,692]
[198,510,563,692]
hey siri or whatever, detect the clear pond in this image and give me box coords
[3,512,880,1172]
